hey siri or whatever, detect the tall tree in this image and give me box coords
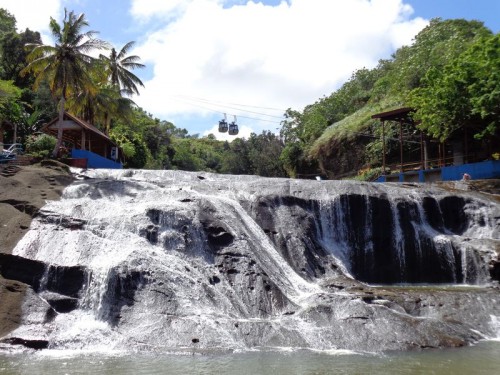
[0,28,41,86]
[92,41,144,133]
[100,41,144,96]
[411,33,500,142]
[21,9,108,157]
[387,18,491,94]
[247,131,286,177]
[0,8,15,36]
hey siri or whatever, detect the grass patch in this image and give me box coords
[309,97,403,158]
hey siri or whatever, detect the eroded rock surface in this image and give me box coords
[1,170,499,352]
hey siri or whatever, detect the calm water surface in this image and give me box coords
[0,341,499,374]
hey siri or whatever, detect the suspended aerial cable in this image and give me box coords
[169,97,283,124]
[234,114,282,123]
[168,97,284,119]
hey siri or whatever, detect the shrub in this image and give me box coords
[25,134,57,158]
[351,166,387,181]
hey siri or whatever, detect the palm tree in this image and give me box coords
[67,83,117,125]
[100,41,145,96]
[21,9,108,157]
[67,82,135,134]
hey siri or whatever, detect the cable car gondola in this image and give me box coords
[218,113,228,132]
[228,115,239,135]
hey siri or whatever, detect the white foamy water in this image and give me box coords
[489,315,500,341]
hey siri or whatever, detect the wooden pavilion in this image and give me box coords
[371,107,498,182]
[371,107,425,175]
[41,112,120,161]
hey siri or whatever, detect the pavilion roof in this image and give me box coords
[42,112,112,142]
[371,107,415,123]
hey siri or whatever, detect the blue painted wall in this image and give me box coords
[71,149,122,169]
[441,160,500,181]
[375,160,500,183]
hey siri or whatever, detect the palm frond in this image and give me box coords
[103,41,145,94]
[116,41,136,60]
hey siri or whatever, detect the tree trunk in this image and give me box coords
[52,97,65,158]
[104,111,110,135]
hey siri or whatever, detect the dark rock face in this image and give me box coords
[1,337,48,350]
[491,257,500,282]
[45,263,88,298]
[36,211,87,230]
[97,267,150,326]
[0,279,27,337]
[248,193,494,285]
[438,196,469,234]
[0,253,45,288]
[198,202,235,249]
[0,253,88,297]
[422,196,445,231]
[39,292,79,314]
[248,196,335,281]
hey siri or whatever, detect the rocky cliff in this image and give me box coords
[0,169,499,353]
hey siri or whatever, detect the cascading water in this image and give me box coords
[296,190,497,285]
[2,169,499,353]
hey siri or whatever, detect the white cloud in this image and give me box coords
[0,0,61,37]
[131,0,428,134]
[130,0,192,21]
[0,0,428,136]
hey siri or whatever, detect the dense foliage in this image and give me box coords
[1,11,498,179]
[410,33,500,141]
[285,19,499,179]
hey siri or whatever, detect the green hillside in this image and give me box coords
[282,18,499,180]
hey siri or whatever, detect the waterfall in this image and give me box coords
[290,190,497,285]
[3,169,499,353]
[316,196,353,278]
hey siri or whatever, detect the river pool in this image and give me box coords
[0,340,499,374]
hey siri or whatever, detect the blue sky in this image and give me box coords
[1,0,499,139]
[409,0,499,32]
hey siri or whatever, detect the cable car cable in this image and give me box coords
[169,97,283,124]
[168,95,285,118]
